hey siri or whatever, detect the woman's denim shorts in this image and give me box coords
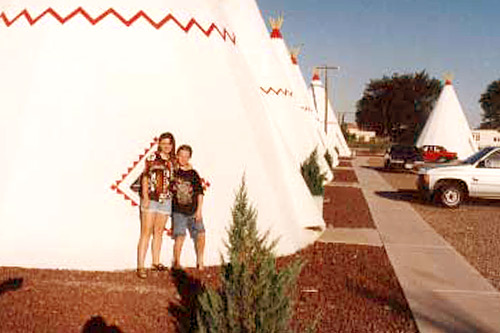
[142,199,172,215]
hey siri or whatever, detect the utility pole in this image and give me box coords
[316,65,339,134]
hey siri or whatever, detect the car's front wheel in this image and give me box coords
[437,183,464,208]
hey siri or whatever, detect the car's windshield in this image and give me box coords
[462,147,497,165]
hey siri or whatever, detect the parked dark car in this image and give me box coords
[384,145,424,169]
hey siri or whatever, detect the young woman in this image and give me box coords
[137,132,176,279]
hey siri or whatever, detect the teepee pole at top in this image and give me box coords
[315,65,339,134]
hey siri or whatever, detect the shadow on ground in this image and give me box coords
[407,285,497,333]
[0,277,23,296]
[346,267,497,332]
[376,190,500,209]
[362,165,417,174]
[81,316,122,333]
[345,277,412,317]
[168,269,206,333]
[375,190,429,205]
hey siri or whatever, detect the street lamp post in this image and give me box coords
[316,65,339,134]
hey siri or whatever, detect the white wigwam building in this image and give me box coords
[309,69,352,157]
[416,79,478,160]
[0,0,324,270]
[289,47,338,167]
[267,15,335,175]
[219,0,326,231]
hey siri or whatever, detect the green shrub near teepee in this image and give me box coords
[301,148,326,196]
[195,179,303,333]
[324,150,334,171]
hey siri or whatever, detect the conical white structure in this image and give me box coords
[218,0,326,228]
[0,1,323,271]
[416,80,478,160]
[309,70,352,157]
[290,47,339,167]
[217,2,300,167]
[268,15,334,177]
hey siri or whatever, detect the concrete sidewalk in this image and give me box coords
[353,156,500,333]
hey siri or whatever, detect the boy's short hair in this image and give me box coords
[177,144,193,157]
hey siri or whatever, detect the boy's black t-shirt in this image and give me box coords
[172,168,204,215]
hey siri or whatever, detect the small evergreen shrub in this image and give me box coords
[196,179,303,333]
[324,150,334,171]
[301,148,326,196]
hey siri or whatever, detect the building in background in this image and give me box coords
[346,123,376,142]
[472,129,500,148]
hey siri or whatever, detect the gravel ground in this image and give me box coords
[0,243,417,333]
[324,185,375,229]
[284,243,418,333]
[333,169,359,183]
[338,161,353,168]
[370,156,500,290]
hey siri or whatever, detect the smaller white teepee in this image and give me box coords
[289,45,338,169]
[416,80,477,160]
[268,14,334,179]
[309,69,352,158]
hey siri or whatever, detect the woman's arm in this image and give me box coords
[141,171,150,208]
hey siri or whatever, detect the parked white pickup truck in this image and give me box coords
[417,147,500,208]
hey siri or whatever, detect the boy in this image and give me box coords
[171,144,205,270]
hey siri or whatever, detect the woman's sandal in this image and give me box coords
[136,268,147,279]
[171,260,183,271]
[151,263,168,272]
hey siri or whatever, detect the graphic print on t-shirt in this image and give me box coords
[175,178,193,206]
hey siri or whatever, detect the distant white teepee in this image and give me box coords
[416,79,477,159]
[309,69,352,158]
[268,14,336,175]
[290,46,339,168]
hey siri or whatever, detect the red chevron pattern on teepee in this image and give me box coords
[260,87,293,97]
[110,137,158,207]
[0,7,236,44]
[110,137,212,207]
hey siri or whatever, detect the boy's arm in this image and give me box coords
[195,193,203,223]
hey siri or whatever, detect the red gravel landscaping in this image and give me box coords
[323,185,375,229]
[0,242,417,333]
[338,161,353,167]
[284,243,418,333]
[333,169,359,183]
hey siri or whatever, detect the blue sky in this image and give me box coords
[256,0,500,128]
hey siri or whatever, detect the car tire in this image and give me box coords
[436,157,447,163]
[437,183,463,208]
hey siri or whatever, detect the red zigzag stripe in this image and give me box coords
[111,137,158,207]
[0,7,236,44]
[260,87,293,97]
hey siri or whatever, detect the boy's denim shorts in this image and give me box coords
[172,212,205,239]
[142,199,172,215]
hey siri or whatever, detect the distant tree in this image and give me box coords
[479,79,500,129]
[355,71,442,144]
